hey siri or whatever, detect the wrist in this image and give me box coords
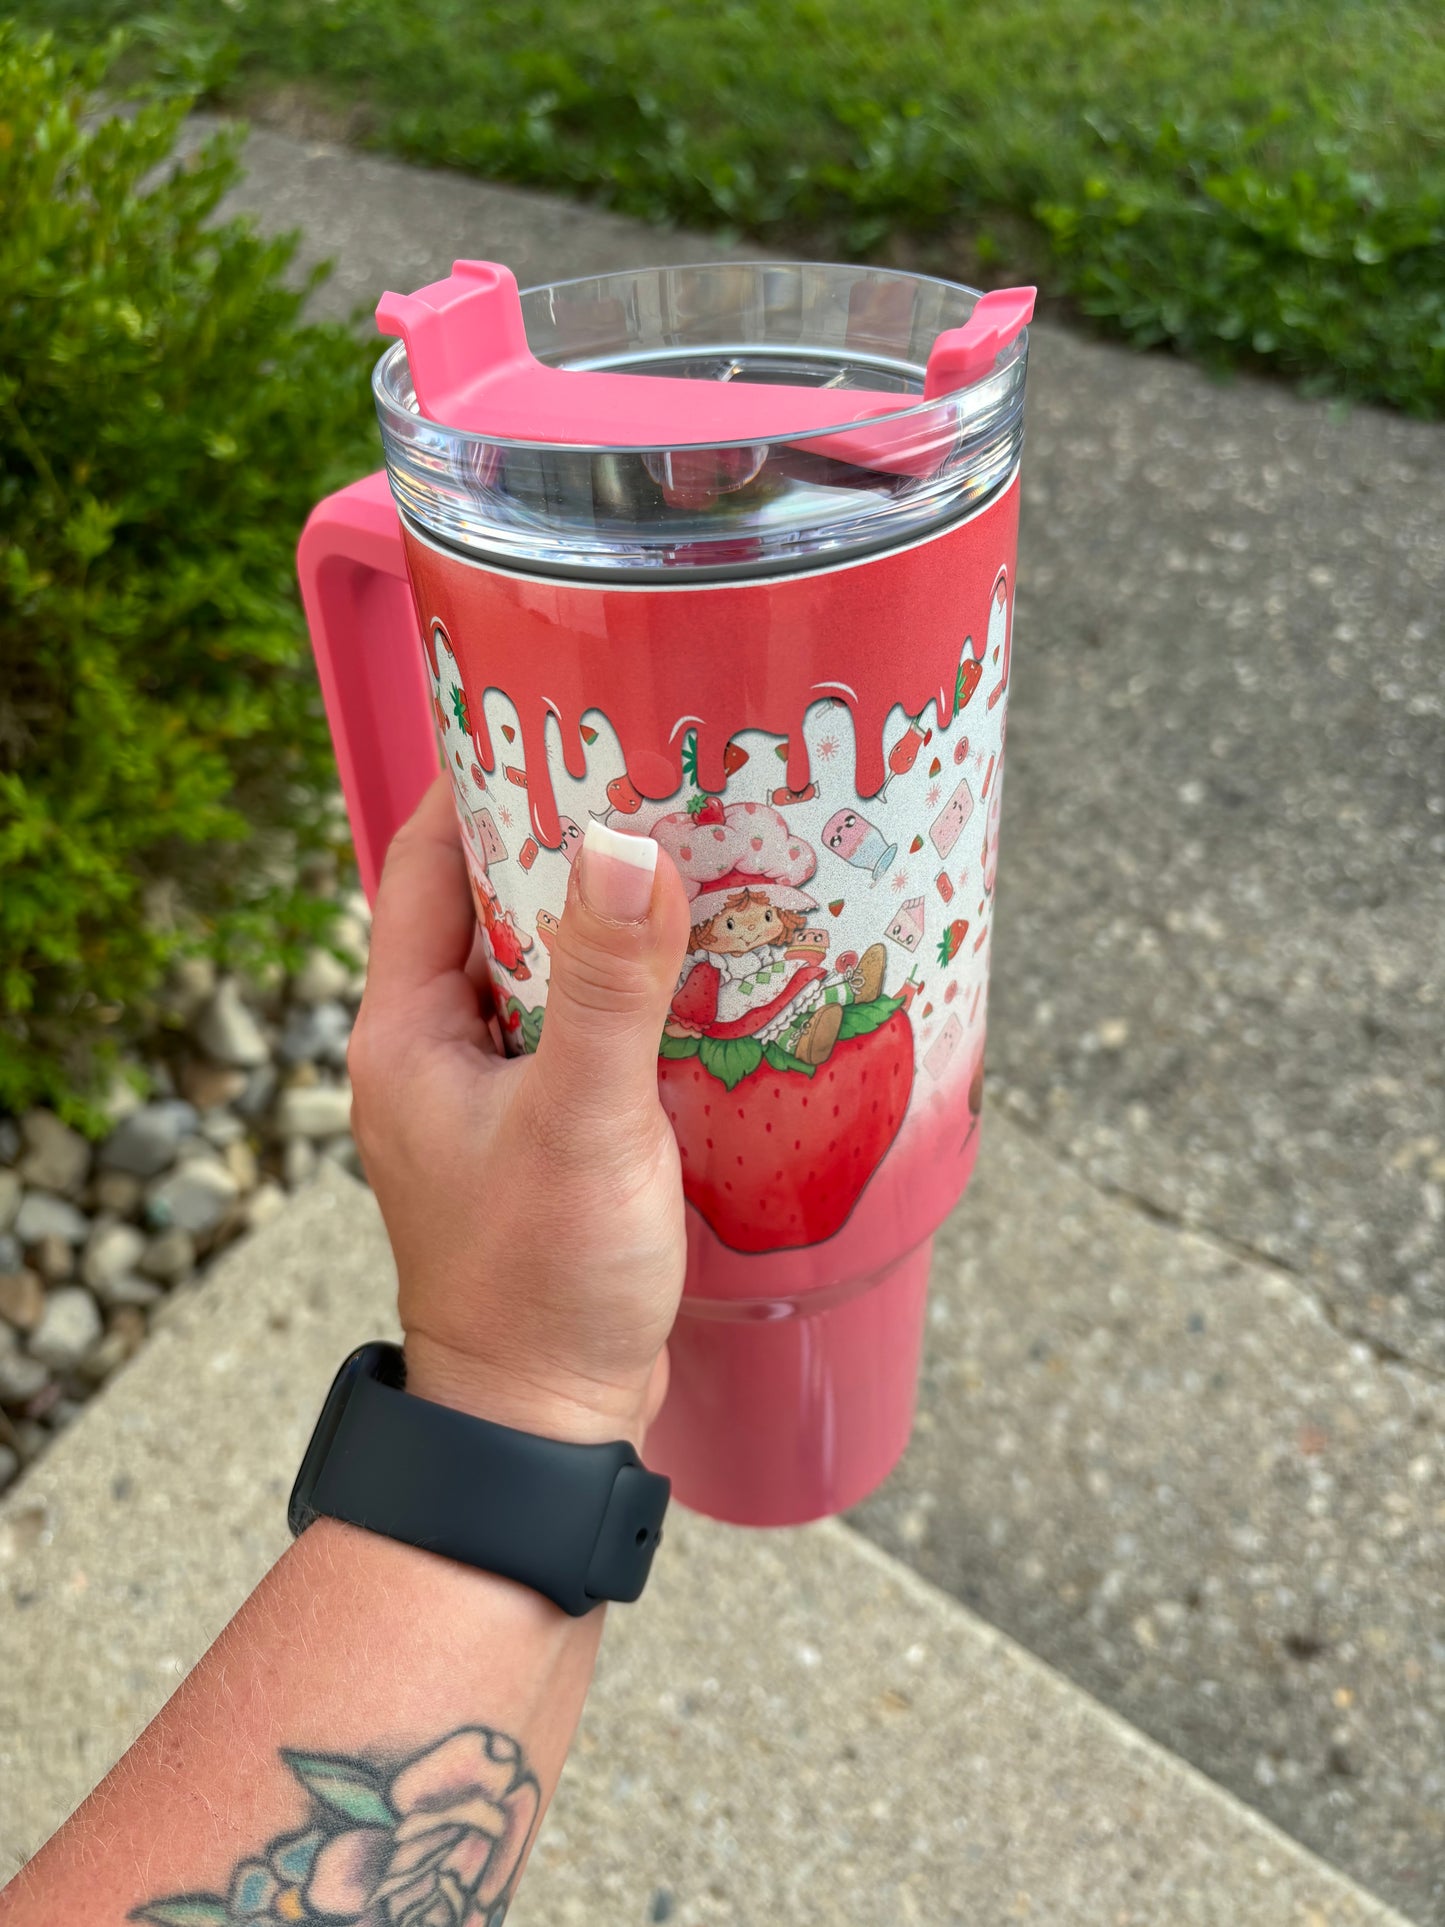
[401,1332,654,1452]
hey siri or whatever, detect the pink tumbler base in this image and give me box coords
[647,1238,933,1527]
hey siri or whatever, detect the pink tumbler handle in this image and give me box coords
[297,472,437,901]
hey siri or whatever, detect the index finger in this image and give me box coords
[365,775,489,1038]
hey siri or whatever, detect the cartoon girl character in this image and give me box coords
[655,802,886,1066]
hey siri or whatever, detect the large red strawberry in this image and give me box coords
[658,1008,914,1252]
[954,657,983,712]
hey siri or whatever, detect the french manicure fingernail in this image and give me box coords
[579,820,657,923]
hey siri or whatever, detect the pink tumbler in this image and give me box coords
[298,260,1032,1525]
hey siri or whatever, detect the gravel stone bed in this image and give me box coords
[0,892,372,1495]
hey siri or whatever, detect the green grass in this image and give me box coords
[19,0,1445,413]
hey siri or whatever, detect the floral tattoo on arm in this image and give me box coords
[131,1727,540,1927]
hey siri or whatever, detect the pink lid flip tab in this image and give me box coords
[375,261,1034,480]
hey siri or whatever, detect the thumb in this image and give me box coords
[528,821,691,1126]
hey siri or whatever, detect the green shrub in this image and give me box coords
[24,0,1445,416]
[0,30,376,1119]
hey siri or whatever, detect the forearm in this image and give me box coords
[1,1518,602,1926]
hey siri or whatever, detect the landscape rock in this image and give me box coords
[0,1341,48,1406]
[277,1000,353,1069]
[146,1159,241,1237]
[99,1074,143,1127]
[0,1170,19,1233]
[30,1237,77,1285]
[92,1272,163,1311]
[139,1228,196,1284]
[282,1138,317,1189]
[244,1181,288,1231]
[14,1193,88,1247]
[292,945,353,1006]
[234,1063,279,1122]
[275,1083,353,1141]
[0,1444,17,1494]
[80,1222,147,1294]
[80,1306,147,1383]
[320,1134,363,1179]
[199,1108,245,1149]
[18,1112,91,1198]
[179,1059,248,1110]
[0,1119,20,1165]
[160,955,216,1022]
[0,1235,18,1274]
[191,977,270,1068]
[224,1140,259,1193]
[0,1271,45,1333]
[27,1287,103,1372]
[100,1101,199,1179]
[90,1170,144,1216]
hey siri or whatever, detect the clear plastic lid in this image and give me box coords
[373,261,1030,580]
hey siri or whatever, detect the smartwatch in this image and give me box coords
[289,1342,669,1616]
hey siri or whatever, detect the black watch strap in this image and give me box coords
[289,1343,669,1616]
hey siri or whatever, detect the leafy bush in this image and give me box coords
[24,0,1445,415]
[1036,108,1445,413]
[0,31,376,1118]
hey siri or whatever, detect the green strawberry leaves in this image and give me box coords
[954,645,974,710]
[698,1036,764,1090]
[281,1751,396,1828]
[762,1041,816,1078]
[837,991,905,1041]
[661,996,903,1087]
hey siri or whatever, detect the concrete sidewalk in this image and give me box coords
[0,1172,1413,1927]
[194,120,1445,1919]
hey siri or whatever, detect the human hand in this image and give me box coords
[348,777,692,1449]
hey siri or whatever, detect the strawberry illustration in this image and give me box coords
[909,834,924,854]
[670,962,720,1031]
[928,757,942,778]
[828,899,845,917]
[606,773,643,815]
[580,722,600,745]
[955,656,983,712]
[723,741,749,776]
[689,794,727,825]
[937,918,969,966]
[658,1008,914,1252]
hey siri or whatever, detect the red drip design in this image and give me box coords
[401,475,1019,848]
